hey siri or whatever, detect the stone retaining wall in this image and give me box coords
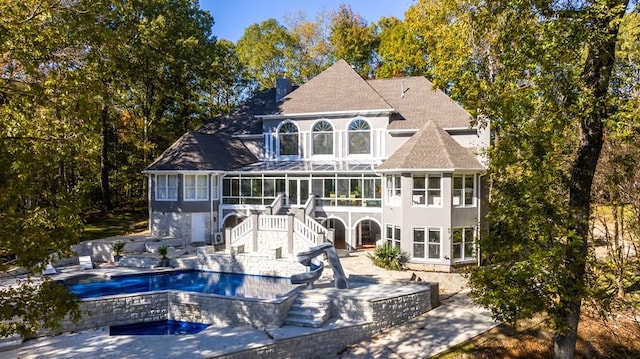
[167,292,297,329]
[54,290,294,334]
[218,323,377,359]
[57,292,168,334]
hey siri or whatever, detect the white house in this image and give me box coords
[144,60,489,272]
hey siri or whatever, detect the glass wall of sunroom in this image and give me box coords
[222,174,382,207]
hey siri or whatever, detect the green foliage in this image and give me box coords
[329,4,377,78]
[0,280,81,338]
[111,242,125,256]
[375,16,428,78]
[0,0,220,337]
[368,243,406,271]
[284,10,333,82]
[406,0,635,356]
[158,245,168,259]
[236,19,296,89]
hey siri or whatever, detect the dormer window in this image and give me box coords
[348,119,371,155]
[278,122,299,156]
[312,120,333,155]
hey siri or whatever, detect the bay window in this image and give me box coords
[412,175,441,206]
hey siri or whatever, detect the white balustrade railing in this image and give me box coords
[294,218,319,246]
[259,215,288,231]
[305,216,328,235]
[230,217,253,244]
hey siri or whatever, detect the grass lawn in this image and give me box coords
[81,207,148,241]
[433,307,640,359]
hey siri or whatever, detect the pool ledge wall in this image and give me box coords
[40,281,436,338]
[45,290,298,335]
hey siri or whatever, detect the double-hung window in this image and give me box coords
[452,227,475,261]
[386,175,401,205]
[184,174,208,201]
[413,227,441,260]
[412,175,441,206]
[453,174,475,207]
[156,174,178,201]
[386,224,401,250]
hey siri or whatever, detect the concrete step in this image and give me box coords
[284,316,326,328]
[284,293,332,328]
[288,308,328,320]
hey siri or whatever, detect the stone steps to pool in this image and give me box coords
[284,293,332,328]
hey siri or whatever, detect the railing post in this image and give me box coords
[252,215,259,252]
[327,229,335,244]
[318,231,326,246]
[225,227,232,252]
[287,213,295,256]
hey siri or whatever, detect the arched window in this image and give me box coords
[348,119,371,155]
[278,122,299,156]
[312,120,333,155]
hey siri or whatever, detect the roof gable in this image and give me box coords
[277,59,393,115]
[367,77,473,130]
[377,121,484,171]
[145,131,258,171]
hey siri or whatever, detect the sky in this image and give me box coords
[199,0,415,43]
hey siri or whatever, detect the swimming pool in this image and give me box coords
[64,270,297,299]
[110,320,209,335]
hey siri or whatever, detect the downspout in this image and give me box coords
[210,173,214,245]
[477,173,484,267]
[148,175,152,232]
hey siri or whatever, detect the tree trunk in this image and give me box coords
[553,2,627,357]
[100,104,113,211]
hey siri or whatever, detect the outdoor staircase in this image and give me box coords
[284,293,332,328]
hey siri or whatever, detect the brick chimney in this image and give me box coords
[276,78,292,102]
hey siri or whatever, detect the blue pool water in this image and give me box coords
[64,270,296,299]
[110,320,209,335]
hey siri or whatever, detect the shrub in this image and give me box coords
[368,243,406,270]
[111,241,125,256]
[158,245,168,259]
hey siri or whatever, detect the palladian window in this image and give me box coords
[278,122,299,156]
[312,120,333,155]
[348,119,370,155]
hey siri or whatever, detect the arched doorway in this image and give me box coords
[355,219,381,249]
[323,218,346,249]
[222,214,244,231]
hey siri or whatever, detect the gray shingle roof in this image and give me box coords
[377,121,484,171]
[277,60,393,115]
[367,77,473,130]
[145,131,258,171]
[198,88,278,135]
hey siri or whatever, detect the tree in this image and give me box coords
[203,39,253,116]
[236,19,296,89]
[590,10,640,304]
[87,0,217,206]
[284,10,333,82]
[329,4,376,78]
[407,0,634,357]
[0,0,92,336]
[375,17,427,78]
